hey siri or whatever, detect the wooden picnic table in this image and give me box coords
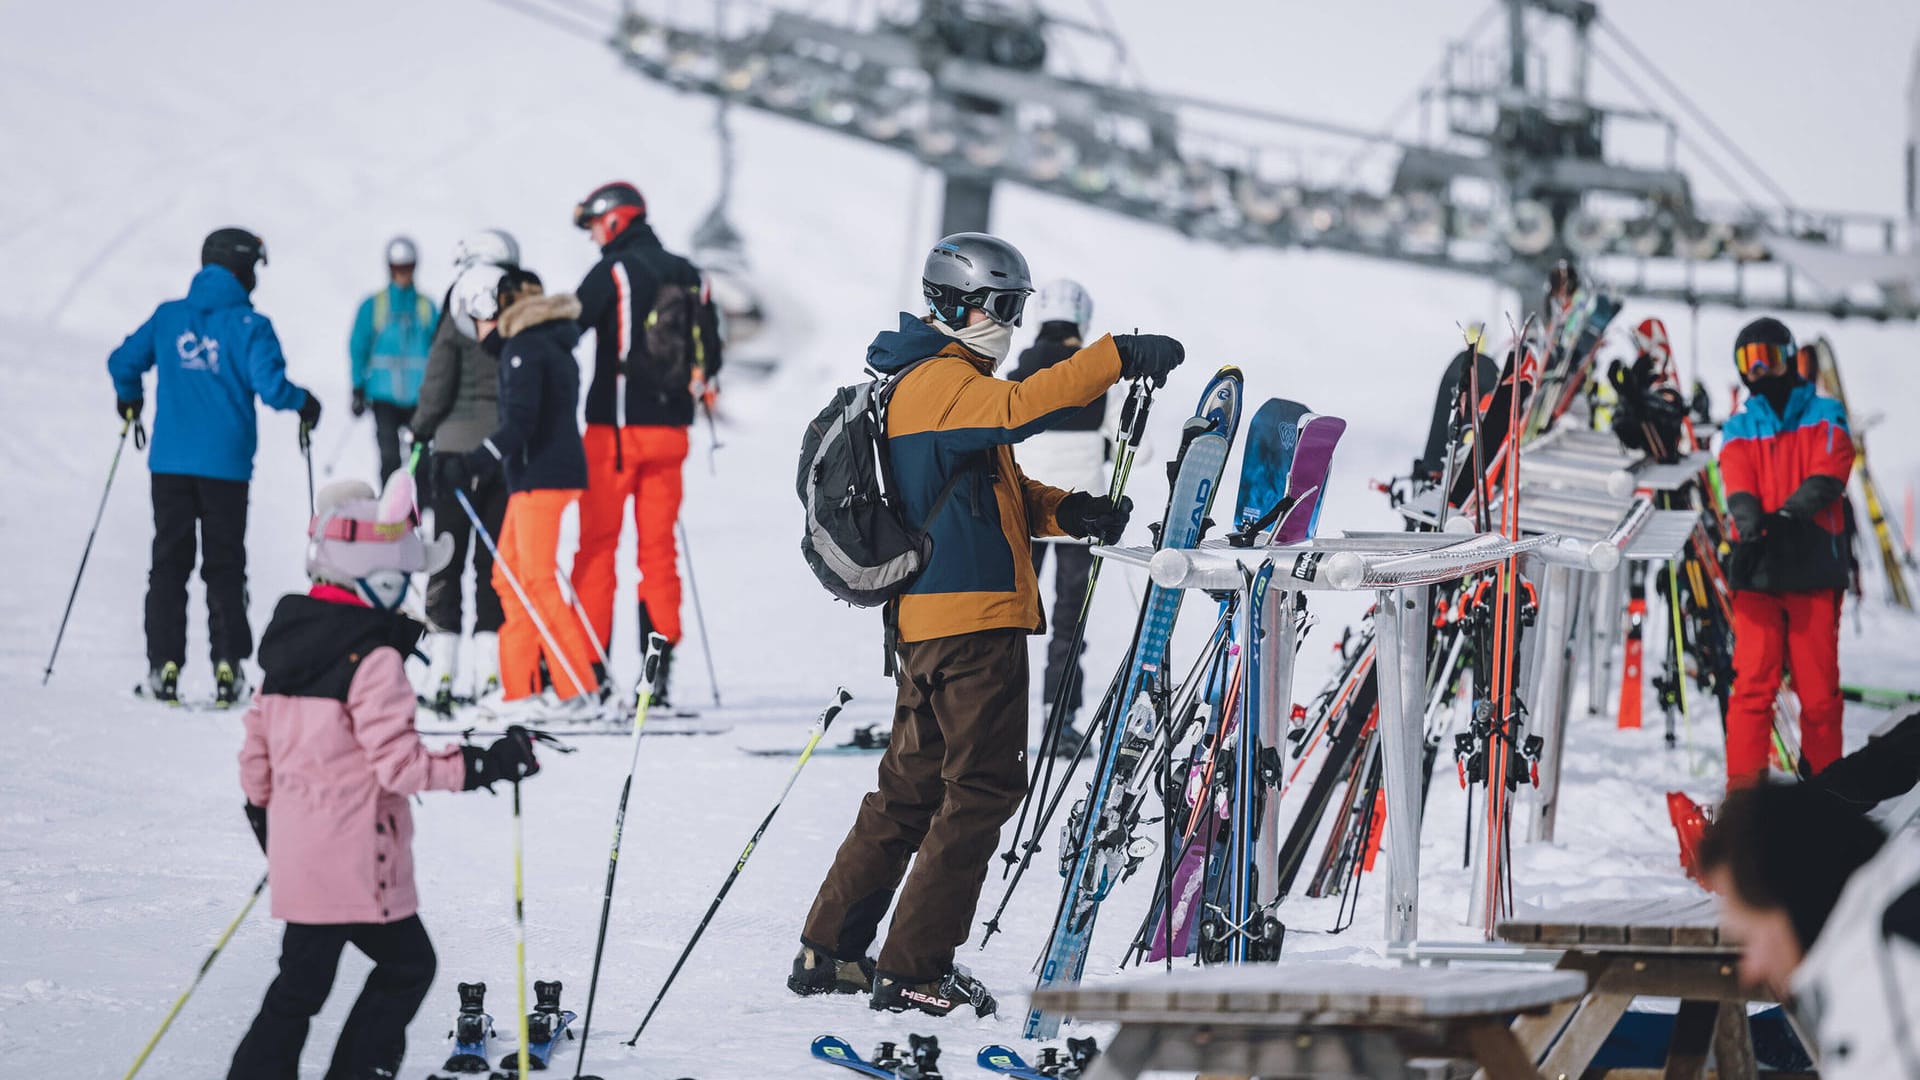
[1029,960,1587,1079]
[1496,894,1782,1080]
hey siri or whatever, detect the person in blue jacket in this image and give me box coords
[108,227,322,706]
[349,237,437,480]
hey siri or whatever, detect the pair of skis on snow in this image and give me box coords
[811,1034,1098,1079]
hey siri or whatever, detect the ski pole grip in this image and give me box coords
[818,687,853,733]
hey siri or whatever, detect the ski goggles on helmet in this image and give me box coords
[923,282,1032,327]
[1735,340,1794,379]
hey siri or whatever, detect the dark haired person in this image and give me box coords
[1700,782,1920,1078]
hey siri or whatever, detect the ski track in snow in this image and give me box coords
[4,1,1919,1076]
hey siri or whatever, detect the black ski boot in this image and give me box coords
[1051,721,1090,757]
[146,661,181,705]
[870,964,996,1018]
[214,659,248,708]
[788,940,876,996]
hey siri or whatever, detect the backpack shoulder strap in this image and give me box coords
[871,355,977,531]
[372,290,391,334]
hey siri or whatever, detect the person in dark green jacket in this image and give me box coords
[350,236,437,479]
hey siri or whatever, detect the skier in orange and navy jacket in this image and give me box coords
[1717,316,1854,789]
[569,181,724,705]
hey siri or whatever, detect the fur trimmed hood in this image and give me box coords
[501,292,582,338]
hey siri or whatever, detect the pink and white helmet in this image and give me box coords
[306,472,453,609]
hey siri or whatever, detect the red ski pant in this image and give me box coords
[571,424,686,650]
[494,489,601,701]
[1725,588,1843,788]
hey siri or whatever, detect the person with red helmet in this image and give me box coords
[569,182,724,705]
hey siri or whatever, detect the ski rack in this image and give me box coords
[1094,529,1562,951]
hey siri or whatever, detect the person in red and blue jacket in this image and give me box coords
[1717,316,1854,788]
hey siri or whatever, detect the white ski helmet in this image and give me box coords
[306,473,453,611]
[452,228,521,269]
[385,236,419,267]
[1032,278,1093,331]
[451,263,508,323]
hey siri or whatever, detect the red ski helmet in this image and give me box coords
[573,182,646,238]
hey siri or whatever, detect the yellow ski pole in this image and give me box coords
[123,873,267,1079]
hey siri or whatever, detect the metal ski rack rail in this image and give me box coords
[1094,529,1592,952]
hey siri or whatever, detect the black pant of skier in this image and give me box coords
[1030,539,1092,719]
[370,401,411,483]
[146,472,252,679]
[227,918,436,1080]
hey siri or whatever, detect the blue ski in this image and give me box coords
[811,1036,897,1079]
[1027,368,1243,1039]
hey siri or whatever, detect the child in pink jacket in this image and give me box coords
[229,474,542,1080]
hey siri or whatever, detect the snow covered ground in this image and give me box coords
[2,1,1918,1076]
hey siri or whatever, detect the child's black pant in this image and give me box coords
[228,916,435,1080]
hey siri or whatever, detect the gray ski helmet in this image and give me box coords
[385,236,419,267]
[452,228,520,269]
[922,232,1033,328]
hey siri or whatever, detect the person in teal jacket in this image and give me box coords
[350,236,437,479]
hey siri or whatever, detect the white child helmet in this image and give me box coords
[306,473,453,611]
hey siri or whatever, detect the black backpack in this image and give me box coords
[797,359,967,607]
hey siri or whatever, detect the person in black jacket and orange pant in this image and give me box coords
[444,267,606,720]
[570,182,725,704]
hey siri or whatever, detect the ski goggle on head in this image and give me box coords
[1735,340,1795,379]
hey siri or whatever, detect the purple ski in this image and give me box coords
[1273,414,1346,544]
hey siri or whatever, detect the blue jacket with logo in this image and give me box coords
[350,284,437,407]
[107,266,313,483]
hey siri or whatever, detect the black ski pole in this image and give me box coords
[122,872,266,1079]
[299,419,316,516]
[573,634,668,1080]
[675,519,722,708]
[319,410,365,477]
[625,688,853,1046]
[45,412,141,685]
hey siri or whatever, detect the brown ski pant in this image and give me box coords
[802,627,1029,979]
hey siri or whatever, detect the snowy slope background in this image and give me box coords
[2,1,1918,1076]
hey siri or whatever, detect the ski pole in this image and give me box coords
[44,413,141,685]
[574,633,668,1080]
[454,488,593,699]
[675,518,722,708]
[511,777,531,1080]
[320,410,366,477]
[625,688,853,1046]
[122,872,266,1080]
[700,396,723,475]
[300,419,316,516]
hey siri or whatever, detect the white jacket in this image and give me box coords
[1791,830,1920,1079]
[1018,427,1109,495]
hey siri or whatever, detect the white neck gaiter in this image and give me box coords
[933,316,1015,367]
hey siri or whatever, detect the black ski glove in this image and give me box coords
[298,391,324,431]
[1113,334,1186,387]
[1056,492,1133,544]
[116,396,143,423]
[350,388,368,417]
[461,725,542,790]
[244,802,267,853]
[461,447,501,491]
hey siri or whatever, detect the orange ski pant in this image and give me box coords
[572,424,686,649]
[493,489,602,701]
[1725,588,1844,788]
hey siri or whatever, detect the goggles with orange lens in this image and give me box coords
[1735,340,1793,379]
